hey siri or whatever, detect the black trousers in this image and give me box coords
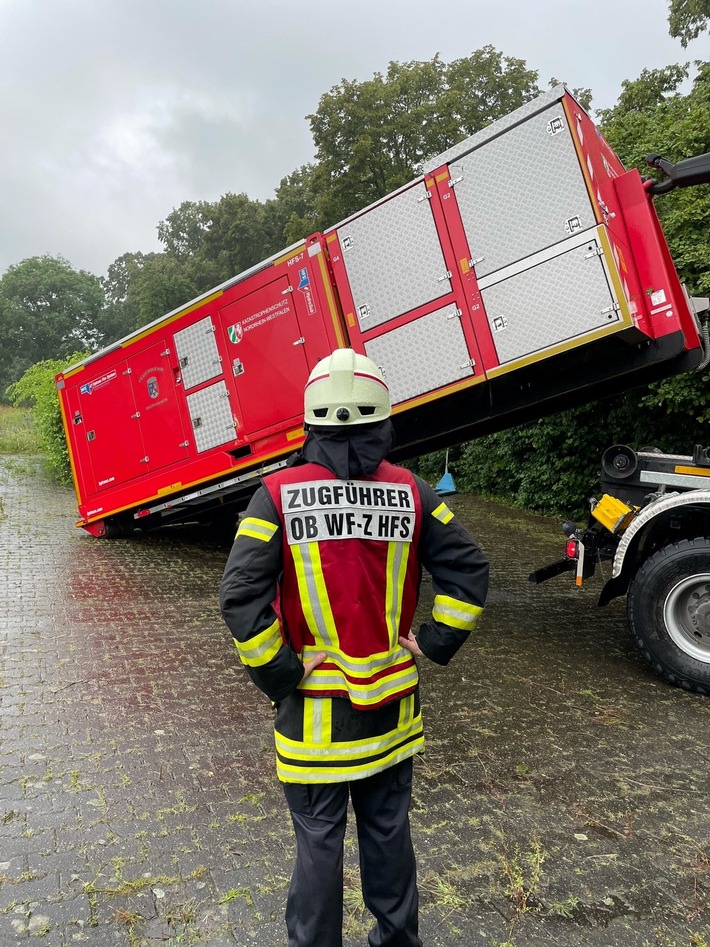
[282,758,422,947]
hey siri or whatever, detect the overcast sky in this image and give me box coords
[0,0,707,279]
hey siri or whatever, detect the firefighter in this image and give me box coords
[219,348,489,947]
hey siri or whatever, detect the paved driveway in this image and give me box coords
[1,457,708,946]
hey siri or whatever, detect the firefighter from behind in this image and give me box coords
[219,348,489,947]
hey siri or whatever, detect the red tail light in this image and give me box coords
[566,539,579,559]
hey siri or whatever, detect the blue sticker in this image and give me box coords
[298,267,310,289]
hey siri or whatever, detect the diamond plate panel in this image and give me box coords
[337,182,450,331]
[423,86,565,172]
[174,316,222,390]
[364,304,473,405]
[186,381,236,453]
[481,239,620,365]
[452,105,594,279]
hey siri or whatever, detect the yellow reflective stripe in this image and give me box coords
[385,541,410,649]
[432,502,454,525]
[292,543,339,649]
[275,711,423,761]
[237,517,278,542]
[301,644,412,675]
[234,619,282,667]
[301,664,417,692]
[276,740,425,783]
[432,594,484,631]
[299,663,419,705]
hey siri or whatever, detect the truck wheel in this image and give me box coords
[627,538,710,694]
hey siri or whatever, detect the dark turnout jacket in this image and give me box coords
[219,428,489,783]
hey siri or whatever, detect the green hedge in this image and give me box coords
[410,368,710,517]
[6,354,89,483]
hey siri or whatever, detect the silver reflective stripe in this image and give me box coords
[312,699,325,744]
[293,543,338,648]
[301,645,411,675]
[300,665,420,703]
[236,619,282,667]
[386,541,409,649]
[398,693,414,730]
[432,502,454,525]
[432,595,483,631]
[237,517,278,542]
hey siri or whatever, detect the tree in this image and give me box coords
[598,62,710,295]
[7,352,90,481]
[0,256,104,399]
[198,192,275,283]
[668,0,710,46]
[129,254,200,326]
[98,250,163,343]
[103,250,202,331]
[306,48,542,226]
[267,165,320,247]
[157,200,214,260]
[549,78,593,111]
[155,192,288,292]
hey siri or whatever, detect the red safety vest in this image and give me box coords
[264,461,423,709]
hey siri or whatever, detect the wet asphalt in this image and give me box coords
[1,455,709,947]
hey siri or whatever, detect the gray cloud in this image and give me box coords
[0,0,706,277]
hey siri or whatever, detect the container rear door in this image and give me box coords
[126,340,190,472]
[218,275,309,438]
[69,363,147,494]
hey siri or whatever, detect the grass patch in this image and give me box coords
[218,887,253,905]
[0,406,42,454]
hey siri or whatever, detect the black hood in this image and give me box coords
[289,419,396,480]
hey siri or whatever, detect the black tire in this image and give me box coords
[627,537,710,694]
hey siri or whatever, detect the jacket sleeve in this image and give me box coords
[413,474,490,666]
[219,487,304,701]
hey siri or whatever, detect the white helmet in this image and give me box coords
[304,349,391,427]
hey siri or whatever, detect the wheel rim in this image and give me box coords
[664,573,710,663]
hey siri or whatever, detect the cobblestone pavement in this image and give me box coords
[1,456,709,947]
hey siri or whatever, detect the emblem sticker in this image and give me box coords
[79,369,117,395]
[298,267,316,315]
[228,323,243,344]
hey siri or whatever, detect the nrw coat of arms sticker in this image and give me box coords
[228,323,243,344]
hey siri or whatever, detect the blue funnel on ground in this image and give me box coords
[435,452,457,496]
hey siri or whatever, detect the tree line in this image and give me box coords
[2,1,709,510]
